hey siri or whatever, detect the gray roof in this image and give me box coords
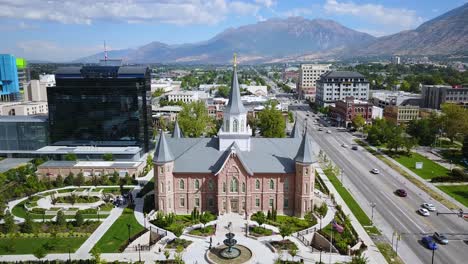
[153,132,174,164]
[117,67,147,75]
[291,120,301,138]
[172,120,184,138]
[225,66,246,115]
[321,71,365,78]
[0,115,48,123]
[294,127,316,164]
[55,67,82,75]
[166,137,311,174]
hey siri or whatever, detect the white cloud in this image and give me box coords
[0,21,38,31]
[16,40,103,62]
[324,0,424,30]
[355,28,388,37]
[255,0,276,8]
[0,0,262,25]
[282,7,314,17]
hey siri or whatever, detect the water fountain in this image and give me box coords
[220,232,241,259]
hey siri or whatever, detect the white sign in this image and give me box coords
[415,162,423,169]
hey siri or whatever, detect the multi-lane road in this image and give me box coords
[293,107,467,264]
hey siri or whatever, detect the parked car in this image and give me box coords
[418,208,430,216]
[351,146,358,150]
[422,203,436,212]
[422,236,438,250]
[371,168,380,174]
[341,144,348,148]
[433,232,449,244]
[395,189,407,197]
[326,130,331,134]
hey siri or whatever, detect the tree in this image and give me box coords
[103,153,114,161]
[64,153,77,161]
[200,211,213,228]
[111,171,120,184]
[288,111,294,123]
[64,172,74,186]
[74,173,85,187]
[178,101,212,137]
[33,246,47,260]
[352,114,366,133]
[403,137,417,155]
[56,210,67,226]
[289,248,297,262]
[251,211,266,228]
[3,212,16,234]
[216,86,230,98]
[22,213,36,233]
[407,118,437,146]
[173,223,184,237]
[350,253,369,264]
[90,247,102,264]
[441,103,468,142]
[386,125,405,153]
[463,135,468,159]
[257,100,286,138]
[279,224,293,241]
[164,250,171,260]
[75,211,84,227]
[152,88,165,97]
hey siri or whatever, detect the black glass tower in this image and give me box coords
[48,66,152,152]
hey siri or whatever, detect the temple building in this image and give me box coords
[153,57,318,217]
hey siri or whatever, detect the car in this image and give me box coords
[433,232,449,244]
[371,168,380,174]
[326,130,331,134]
[422,236,438,250]
[395,189,407,197]
[341,144,348,148]
[318,128,323,131]
[351,146,358,150]
[306,114,310,116]
[418,208,430,216]
[422,203,436,212]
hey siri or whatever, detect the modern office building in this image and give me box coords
[370,90,421,109]
[297,64,330,101]
[316,71,369,107]
[420,85,468,109]
[0,115,49,152]
[0,54,21,101]
[16,57,29,94]
[25,74,54,102]
[0,101,48,116]
[48,66,152,152]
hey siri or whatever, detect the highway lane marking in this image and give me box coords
[380,191,426,233]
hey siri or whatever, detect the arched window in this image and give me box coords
[242,182,246,192]
[305,183,308,194]
[168,181,171,192]
[269,179,274,190]
[233,119,239,132]
[230,178,238,192]
[223,182,226,192]
[208,179,214,191]
[284,178,289,192]
[161,182,164,193]
[194,179,200,190]
[225,119,230,132]
[255,179,260,190]
[179,180,185,190]
[240,119,245,132]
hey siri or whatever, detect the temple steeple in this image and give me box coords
[172,120,184,138]
[154,131,174,164]
[218,54,252,151]
[291,117,301,138]
[294,126,316,164]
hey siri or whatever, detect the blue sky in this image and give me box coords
[0,0,466,61]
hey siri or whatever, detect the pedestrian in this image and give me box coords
[210,236,212,244]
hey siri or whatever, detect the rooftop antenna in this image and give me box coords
[104,40,108,64]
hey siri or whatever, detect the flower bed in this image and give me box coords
[270,239,298,251]
[188,225,215,237]
[249,226,273,237]
[165,238,192,249]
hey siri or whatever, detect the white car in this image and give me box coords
[326,130,331,134]
[371,168,380,174]
[341,144,348,148]
[418,208,430,216]
[422,203,436,212]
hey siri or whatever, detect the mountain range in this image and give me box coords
[76,3,468,64]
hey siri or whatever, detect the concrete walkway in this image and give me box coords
[316,167,388,264]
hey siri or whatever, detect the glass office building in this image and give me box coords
[0,54,21,101]
[48,66,152,152]
[0,115,49,151]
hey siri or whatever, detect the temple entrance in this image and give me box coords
[230,199,239,213]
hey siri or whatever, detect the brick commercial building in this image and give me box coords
[384,105,420,125]
[153,59,319,217]
[330,97,373,127]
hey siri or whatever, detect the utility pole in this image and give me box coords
[395,233,401,258]
[370,202,376,225]
[431,246,435,264]
[138,244,142,263]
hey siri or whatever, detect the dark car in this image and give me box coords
[395,189,407,197]
[351,146,358,150]
[433,232,449,244]
[422,236,438,250]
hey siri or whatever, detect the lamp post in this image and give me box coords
[320,215,323,230]
[370,202,376,225]
[144,212,147,229]
[138,244,141,263]
[68,247,71,263]
[431,246,435,264]
[127,223,131,243]
[319,247,322,263]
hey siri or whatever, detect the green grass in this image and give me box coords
[0,237,87,254]
[323,169,372,226]
[249,226,273,237]
[364,226,381,236]
[440,149,467,170]
[375,242,404,264]
[391,152,450,180]
[266,215,315,233]
[92,207,144,253]
[437,185,468,207]
[11,201,54,220]
[188,225,215,237]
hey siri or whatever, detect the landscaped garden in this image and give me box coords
[389,152,450,180]
[93,206,144,253]
[151,208,216,235]
[249,225,273,237]
[188,225,215,237]
[250,210,316,233]
[270,239,298,251]
[165,238,192,249]
[437,185,468,207]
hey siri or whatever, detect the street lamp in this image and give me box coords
[370,202,376,225]
[319,247,322,263]
[319,215,323,230]
[127,223,132,243]
[431,246,435,264]
[144,212,147,229]
[138,243,142,263]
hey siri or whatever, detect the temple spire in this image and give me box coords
[225,53,246,115]
[291,118,301,138]
[294,126,316,164]
[172,119,184,138]
[154,130,174,164]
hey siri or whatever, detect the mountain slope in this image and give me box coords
[355,3,468,56]
[74,49,134,63]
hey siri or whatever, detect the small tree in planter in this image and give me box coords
[289,247,297,262]
[251,211,266,229]
[164,250,170,260]
[279,224,293,241]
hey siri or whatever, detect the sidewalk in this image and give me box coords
[316,167,388,264]
[373,147,467,211]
